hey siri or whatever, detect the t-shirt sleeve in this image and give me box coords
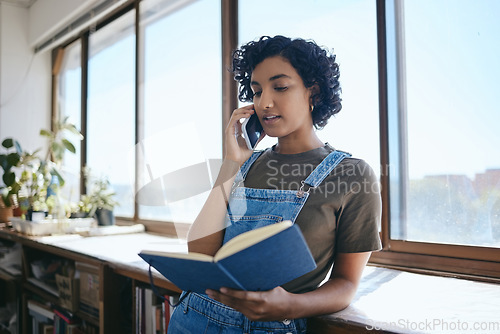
[336,160,382,253]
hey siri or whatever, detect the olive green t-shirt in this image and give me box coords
[242,144,382,294]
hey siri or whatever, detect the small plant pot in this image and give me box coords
[13,206,27,217]
[26,209,48,222]
[70,212,89,219]
[95,208,115,226]
[0,207,14,223]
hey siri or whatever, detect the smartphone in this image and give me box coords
[242,113,263,150]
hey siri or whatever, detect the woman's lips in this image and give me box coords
[263,115,281,124]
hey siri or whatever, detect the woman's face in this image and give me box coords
[250,56,314,141]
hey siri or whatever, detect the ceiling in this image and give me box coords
[0,0,38,8]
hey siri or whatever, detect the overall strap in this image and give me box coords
[234,150,266,184]
[303,150,351,188]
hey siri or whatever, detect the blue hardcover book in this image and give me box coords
[139,221,316,294]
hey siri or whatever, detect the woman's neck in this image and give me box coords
[274,133,324,154]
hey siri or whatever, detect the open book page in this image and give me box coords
[138,250,214,262]
[139,221,293,263]
[214,220,292,261]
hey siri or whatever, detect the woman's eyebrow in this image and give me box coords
[251,74,291,86]
[269,74,291,81]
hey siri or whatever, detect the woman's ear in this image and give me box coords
[309,83,320,107]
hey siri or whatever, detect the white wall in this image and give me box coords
[0,2,51,154]
[0,0,126,154]
[0,0,99,154]
[29,0,98,48]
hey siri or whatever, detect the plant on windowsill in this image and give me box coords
[24,116,84,220]
[18,159,51,220]
[85,171,119,226]
[0,138,39,223]
[68,194,92,218]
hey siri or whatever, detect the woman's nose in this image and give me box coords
[258,91,273,109]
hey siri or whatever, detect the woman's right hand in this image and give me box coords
[224,105,264,165]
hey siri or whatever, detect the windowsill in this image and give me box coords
[116,218,189,238]
[310,265,500,333]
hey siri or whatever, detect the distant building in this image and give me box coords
[473,169,500,195]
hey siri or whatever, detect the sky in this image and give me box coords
[403,0,500,179]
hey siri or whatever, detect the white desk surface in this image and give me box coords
[31,232,500,334]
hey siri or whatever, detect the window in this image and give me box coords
[389,0,500,247]
[238,0,380,174]
[138,0,222,224]
[373,0,500,277]
[57,40,82,200]
[87,10,136,218]
[55,0,222,229]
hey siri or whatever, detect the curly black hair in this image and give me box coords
[231,35,341,129]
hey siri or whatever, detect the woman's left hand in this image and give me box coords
[206,286,293,321]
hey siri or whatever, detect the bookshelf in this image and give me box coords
[0,228,182,334]
[0,236,22,334]
[0,266,21,334]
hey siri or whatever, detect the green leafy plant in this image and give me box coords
[19,166,50,211]
[0,117,83,219]
[0,138,39,208]
[40,115,83,166]
[86,175,119,217]
[68,194,92,218]
[30,116,83,217]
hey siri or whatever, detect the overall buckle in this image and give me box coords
[297,180,314,198]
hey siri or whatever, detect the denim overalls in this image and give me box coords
[168,148,350,334]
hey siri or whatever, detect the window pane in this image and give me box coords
[58,40,82,200]
[389,0,500,247]
[239,0,380,176]
[138,0,222,223]
[87,10,136,218]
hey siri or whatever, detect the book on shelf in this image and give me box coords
[164,294,178,332]
[139,221,316,294]
[162,294,176,332]
[53,307,79,334]
[27,277,59,296]
[42,324,54,334]
[28,300,54,334]
[27,299,54,321]
[135,286,173,334]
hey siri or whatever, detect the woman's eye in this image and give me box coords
[275,86,288,91]
[253,91,262,97]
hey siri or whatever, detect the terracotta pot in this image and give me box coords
[0,207,14,223]
[13,206,26,217]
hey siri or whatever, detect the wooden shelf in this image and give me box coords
[0,269,19,281]
[0,227,184,334]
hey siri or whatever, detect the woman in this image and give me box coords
[168,35,381,333]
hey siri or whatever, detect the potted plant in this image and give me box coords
[40,115,83,166]
[18,160,51,220]
[68,195,92,218]
[85,173,119,226]
[0,138,38,222]
[23,116,83,220]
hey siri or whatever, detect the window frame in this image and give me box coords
[369,0,500,281]
[52,0,228,236]
[51,0,500,280]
